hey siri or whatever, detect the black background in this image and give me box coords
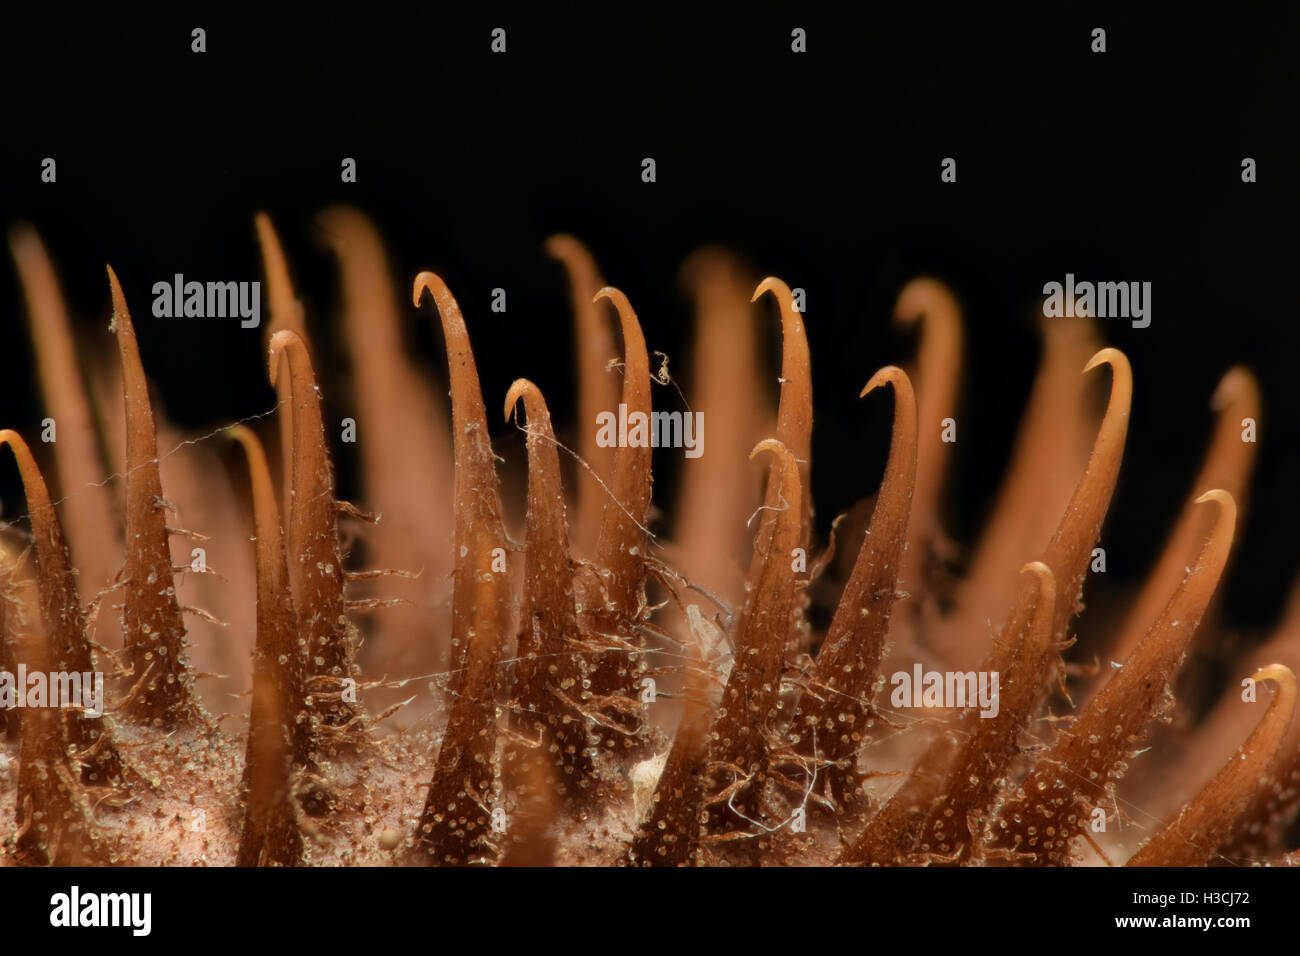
[4,862,1285,940]
[0,5,1297,654]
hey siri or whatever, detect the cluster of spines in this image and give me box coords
[1,213,1297,869]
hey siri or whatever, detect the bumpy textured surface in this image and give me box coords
[1,215,1297,868]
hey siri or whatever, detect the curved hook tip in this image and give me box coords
[412,270,445,308]
[751,275,791,305]
[592,285,625,308]
[266,329,305,389]
[1194,488,1234,508]
[860,365,906,399]
[1083,346,1127,375]
[749,436,791,462]
[503,378,534,423]
[1249,662,1296,689]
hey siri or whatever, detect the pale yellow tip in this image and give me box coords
[1083,346,1126,374]
[1194,488,1234,507]
[412,270,444,308]
[860,365,905,399]
[751,276,791,304]
[504,378,534,423]
[1249,663,1297,691]
[749,437,788,462]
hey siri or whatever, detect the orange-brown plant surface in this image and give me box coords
[0,213,1295,867]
